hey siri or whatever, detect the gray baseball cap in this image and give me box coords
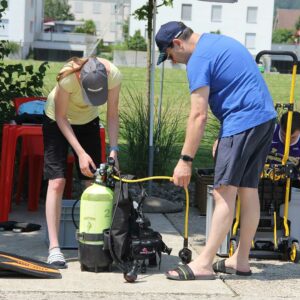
[80,57,108,106]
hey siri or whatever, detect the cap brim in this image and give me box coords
[157,52,167,65]
[82,86,108,106]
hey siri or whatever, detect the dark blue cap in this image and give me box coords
[155,21,187,65]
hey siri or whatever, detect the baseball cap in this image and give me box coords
[155,21,187,65]
[80,57,108,106]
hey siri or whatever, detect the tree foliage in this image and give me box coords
[74,20,96,35]
[295,16,300,30]
[132,0,173,20]
[272,28,294,43]
[127,30,147,51]
[0,0,49,126]
[122,19,129,42]
[132,0,173,106]
[44,0,74,21]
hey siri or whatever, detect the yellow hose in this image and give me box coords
[112,175,190,240]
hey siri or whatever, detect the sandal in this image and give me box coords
[213,259,252,276]
[47,247,67,269]
[166,264,216,281]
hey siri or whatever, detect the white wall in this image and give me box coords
[130,0,274,55]
[68,0,130,43]
[0,0,44,58]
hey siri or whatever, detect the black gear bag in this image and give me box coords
[105,176,172,282]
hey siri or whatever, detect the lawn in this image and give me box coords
[4,58,300,175]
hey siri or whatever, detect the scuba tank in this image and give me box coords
[77,163,114,272]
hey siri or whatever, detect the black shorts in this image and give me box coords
[42,115,102,180]
[214,119,275,189]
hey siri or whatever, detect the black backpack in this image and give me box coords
[106,176,172,282]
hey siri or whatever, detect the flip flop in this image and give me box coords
[0,221,17,231]
[213,259,252,276]
[166,264,216,281]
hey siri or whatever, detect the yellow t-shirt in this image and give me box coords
[45,59,122,125]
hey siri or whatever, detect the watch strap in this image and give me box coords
[180,154,193,162]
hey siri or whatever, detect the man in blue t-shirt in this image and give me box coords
[155,21,276,281]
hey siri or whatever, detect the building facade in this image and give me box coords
[68,0,130,44]
[130,0,274,56]
[0,0,44,59]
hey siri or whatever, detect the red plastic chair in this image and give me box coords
[13,97,74,211]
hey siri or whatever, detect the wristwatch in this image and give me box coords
[180,154,194,162]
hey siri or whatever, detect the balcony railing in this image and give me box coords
[36,32,97,44]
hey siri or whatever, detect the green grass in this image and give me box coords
[4,58,300,174]
[6,59,300,104]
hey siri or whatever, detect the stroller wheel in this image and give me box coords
[289,242,300,263]
[229,239,237,257]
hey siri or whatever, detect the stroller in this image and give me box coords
[229,50,300,263]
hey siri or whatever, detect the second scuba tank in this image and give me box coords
[78,177,114,272]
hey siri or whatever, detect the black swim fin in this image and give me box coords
[0,251,62,279]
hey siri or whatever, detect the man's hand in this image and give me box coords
[173,159,192,189]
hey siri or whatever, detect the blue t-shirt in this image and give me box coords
[187,33,277,137]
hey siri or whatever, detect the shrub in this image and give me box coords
[74,20,96,35]
[119,89,185,176]
[202,112,220,148]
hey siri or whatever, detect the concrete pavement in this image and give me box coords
[0,203,300,300]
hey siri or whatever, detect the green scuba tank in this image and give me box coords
[78,167,114,272]
[79,183,114,245]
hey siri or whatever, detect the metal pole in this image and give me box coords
[157,61,164,133]
[148,0,156,180]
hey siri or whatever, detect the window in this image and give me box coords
[111,3,117,15]
[93,3,101,14]
[30,21,34,33]
[211,5,222,22]
[247,7,258,24]
[245,33,256,49]
[62,26,71,33]
[0,19,9,36]
[95,21,101,30]
[181,4,192,21]
[74,1,83,13]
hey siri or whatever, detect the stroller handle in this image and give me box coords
[256,50,298,65]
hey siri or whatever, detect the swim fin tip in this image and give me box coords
[0,251,62,279]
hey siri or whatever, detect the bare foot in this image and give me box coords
[224,257,250,273]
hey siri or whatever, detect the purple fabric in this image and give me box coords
[267,124,300,166]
